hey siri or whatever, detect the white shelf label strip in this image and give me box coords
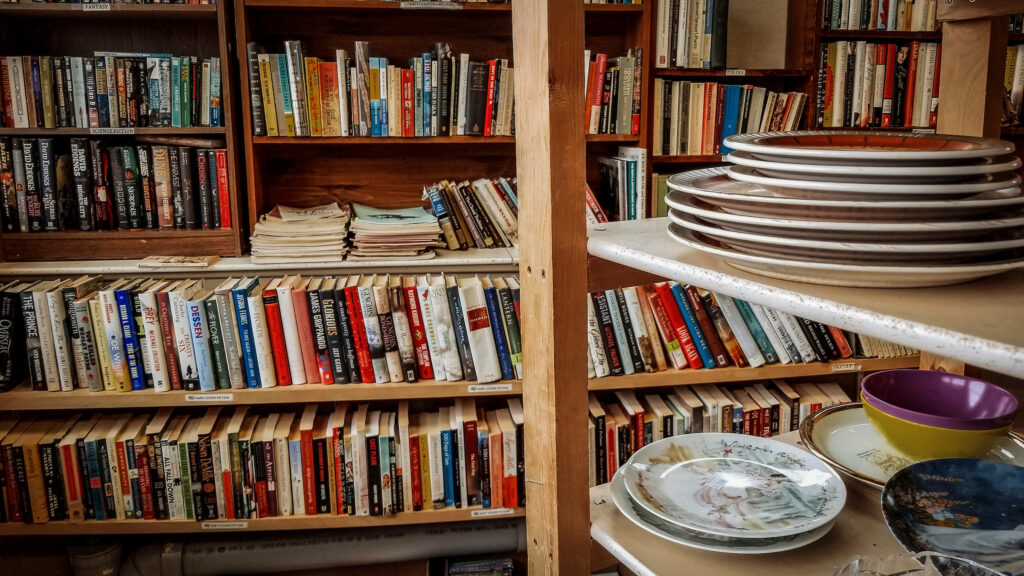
[471,508,515,518]
[90,127,135,135]
[468,384,513,393]
[831,362,862,373]
[186,393,234,402]
[202,521,248,530]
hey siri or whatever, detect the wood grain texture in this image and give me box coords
[513,0,590,572]
[938,0,1024,21]
[2,231,237,261]
[918,351,967,375]
[936,19,1009,138]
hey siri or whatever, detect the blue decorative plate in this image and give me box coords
[882,459,1024,576]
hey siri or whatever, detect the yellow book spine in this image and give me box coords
[89,298,115,392]
[304,58,322,137]
[258,56,279,137]
[418,432,431,510]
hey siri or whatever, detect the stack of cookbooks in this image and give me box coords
[250,202,351,264]
[348,203,444,260]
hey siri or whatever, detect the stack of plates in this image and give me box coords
[666,131,1024,287]
[611,433,846,554]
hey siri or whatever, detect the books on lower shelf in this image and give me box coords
[246,40,514,138]
[250,203,351,265]
[1005,44,1024,128]
[823,0,938,32]
[423,178,518,251]
[816,41,941,129]
[0,137,231,233]
[584,48,643,136]
[594,146,648,222]
[0,53,222,129]
[587,380,853,486]
[4,272,522,394]
[653,0,727,69]
[0,397,525,524]
[586,281,917,379]
[652,81,807,156]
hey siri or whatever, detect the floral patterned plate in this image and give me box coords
[799,404,1024,490]
[882,459,1024,576]
[620,433,846,539]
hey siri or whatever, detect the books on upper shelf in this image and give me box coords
[0,398,524,524]
[1012,14,1024,33]
[652,81,807,156]
[823,0,938,32]
[584,48,643,136]
[594,146,648,222]
[349,204,443,260]
[586,380,854,486]
[3,0,217,3]
[5,272,522,393]
[422,178,518,251]
[816,41,941,129]
[653,0,727,69]
[245,41,514,138]
[1005,44,1024,128]
[585,281,916,379]
[0,137,231,233]
[0,53,222,129]
[250,203,351,265]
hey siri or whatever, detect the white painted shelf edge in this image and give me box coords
[588,218,1024,378]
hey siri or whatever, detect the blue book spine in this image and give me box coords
[422,53,432,136]
[188,299,217,391]
[171,57,182,128]
[379,58,389,137]
[369,58,381,137]
[425,185,449,218]
[720,85,741,154]
[499,179,518,209]
[232,287,261,388]
[483,285,515,381]
[603,289,636,375]
[669,283,716,369]
[125,438,143,519]
[276,54,293,121]
[478,428,490,509]
[703,0,716,68]
[733,299,779,364]
[626,160,637,220]
[85,440,105,521]
[115,289,146,390]
[441,427,454,508]
[95,58,110,127]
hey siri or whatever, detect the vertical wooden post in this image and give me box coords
[512,0,589,574]
[936,16,1009,138]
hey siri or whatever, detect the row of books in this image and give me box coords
[587,381,853,486]
[652,81,808,157]
[423,178,518,251]
[0,54,223,130]
[0,137,231,233]
[5,1,219,4]
[823,0,938,32]
[583,49,643,136]
[246,41,514,139]
[1005,45,1024,128]
[586,281,916,379]
[0,398,525,524]
[653,0,727,69]
[1012,14,1024,33]
[817,41,941,129]
[594,146,648,222]
[7,272,522,394]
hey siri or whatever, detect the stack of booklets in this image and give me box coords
[348,203,443,260]
[250,203,350,264]
[0,398,525,523]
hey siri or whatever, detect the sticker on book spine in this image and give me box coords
[202,521,248,530]
[468,384,513,394]
[90,127,135,135]
[830,362,862,373]
[725,69,746,76]
[186,393,234,402]
[82,3,112,10]
[471,508,515,518]
[400,1,462,8]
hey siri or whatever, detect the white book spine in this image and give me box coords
[428,282,463,381]
[276,285,307,385]
[472,179,518,246]
[833,42,849,126]
[106,437,126,520]
[357,285,390,383]
[712,293,766,368]
[7,58,28,128]
[456,279,500,383]
[289,439,304,515]
[860,42,875,127]
[622,287,654,372]
[246,293,278,388]
[748,303,791,365]
[336,50,351,137]
[397,413,412,512]
[655,0,670,68]
[586,297,611,378]
[352,418,369,516]
[139,292,171,392]
[501,423,516,487]
[456,53,470,136]
[761,305,802,363]
[168,290,199,389]
[918,43,937,127]
[777,310,818,363]
[371,284,404,383]
[187,300,217,392]
[416,281,447,382]
[850,42,865,127]
[166,441,185,520]
[98,291,129,391]
[677,0,691,67]
[34,291,62,392]
[45,291,75,391]
[70,57,88,129]
[104,57,120,128]
[215,293,245,389]
[604,290,635,375]
[586,347,597,379]
[274,436,292,516]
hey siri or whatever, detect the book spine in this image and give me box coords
[652,283,701,369]
[115,289,146,391]
[203,299,231,389]
[332,288,361,384]
[483,285,515,381]
[345,287,375,383]
[261,289,293,386]
[21,291,47,390]
[233,287,261,388]
[319,288,349,385]
[669,283,716,369]
[733,299,779,364]
[446,283,476,382]
[307,287,334,385]
[590,291,623,376]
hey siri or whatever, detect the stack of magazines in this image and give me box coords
[250,203,350,264]
[348,203,443,261]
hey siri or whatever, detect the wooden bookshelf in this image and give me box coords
[819,29,943,41]
[654,68,814,78]
[243,0,512,11]
[252,136,515,145]
[651,154,722,164]
[0,0,245,261]
[583,4,645,13]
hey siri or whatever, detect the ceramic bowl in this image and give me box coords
[860,369,1018,430]
[862,400,1010,460]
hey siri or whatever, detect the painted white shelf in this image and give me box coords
[588,218,1024,377]
[0,248,519,277]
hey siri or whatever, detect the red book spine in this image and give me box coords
[301,429,316,515]
[291,288,320,384]
[742,408,753,436]
[584,183,608,223]
[115,442,131,515]
[215,149,230,229]
[652,283,702,369]
[713,84,725,155]
[903,41,919,127]
[503,467,516,511]
[156,291,183,390]
[0,60,13,127]
[751,407,762,438]
[4,445,22,522]
[760,407,771,437]
[261,289,293,386]
[254,468,269,519]
[344,286,376,383]
[135,446,155,520]
[881,44,897,127]
[590,54,608,132]
[929,44,941,128]
[221,469,234,519]
[645,287,686,369]
[826,326,854,358]
[402,68,414,137]
[684,285,729,367]
[489,435,503,508]
[484,60,497,136]
[584,61,597,129]
[61,443,82,519]
[633,412,645,452]
[463,420,478,503]
[403,285,434,380]
[409,435,422,511]
[263,441,278,517]
[333,427,345,514]
[605,424,617,479]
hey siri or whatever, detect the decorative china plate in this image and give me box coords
[609,472,836,554]
[882,459,1024,576]
[726,151,1022,183]
[666,223,1024,287]
[723,131,1015,163]
[619,433,846,539]
[798,404,1024,490]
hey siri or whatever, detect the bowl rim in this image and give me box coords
[861,369,1018,430]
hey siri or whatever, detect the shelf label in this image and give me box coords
[202,521,248,530]
[831,362,862,373]
[90,127,135,135]
[186,393,234,402]
[468,384,513,394]
[400,1,462,9]
[725,69,747,76]
[471,508,514,518]
[911,128,936,135]
[82,3,111,10]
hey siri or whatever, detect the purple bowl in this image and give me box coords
[861,369,1018,430]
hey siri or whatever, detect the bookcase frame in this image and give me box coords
[0,1,245,261]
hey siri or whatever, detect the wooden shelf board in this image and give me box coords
[820,29,942,40]
[243,0,511,11]
[1,229,233,241]
[586,134,642,143]
[654,68,813,78]
[0,127,226,136]
[651,154,722,163]
[252,135,515,145]
[584,4,645,13]
[587,356,919,391]
[0,3,217,18]
[814,126,936,133]
[0,507,525,535]
[587,219,1024,378]
[0,379,523,410]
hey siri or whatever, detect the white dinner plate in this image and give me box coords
[620,433,845,539]
[666,223,1024,287]
[723,131,1016,163]
[726,165,1022,200]
[610,472,837,554]
[726,151,1022,183]
[666,168,1024,222]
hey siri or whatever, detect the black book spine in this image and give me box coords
[613,288,645,373]
[168,146,184,229]
[608,68,620,134]
[332,288,361,384]
[207,150,220,229]
[796,316,829,362]
[196,148,211,229]
[710,0,729,69]
[84,58,98,129]
[809,319,840,359]
[892,44,909,128]
[107,146,129,229]
[190,57,200,129]
[450,427,462,508]
[148,436,168,520]
[816,43,828,127]
[88,140,111,230]
[661,82,673,154]
[13,446,31,523]
[312,436,329,514]
[489,61,502,134]
[594,414,606,484]
[135,58,149,128]
[0,287,25,391]
[366,434,381,516]
[465,62,488,136]
[22,139,43,232]
[307,287,334,384]
[591,292,623,376]
[318,289,350,384]
[77,438,93,520]
[246,43,266,136]
[0,138,16,232]
[97,440,115,517]
[54,61,69,128]
[40,442,68,521]
[70,138,93,231]
[843,42,856,127]
[178,148,196,229]
[128,288,152,387]
[515,420,525,506]
[477,434,489,509]
[135,145,156,230]
[20,288,45,391]
[121,147,144,231]
[187,440,203,520]
[198,433,217,520]
[63,56,76,128]
[668,0,680,67]
[387,433,398,513]
[446,285,476,381]
[599,69,613,134]
[124,58,137,128]
[434,43,452,136]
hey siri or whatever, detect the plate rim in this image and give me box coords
[726,150,1023,177]
[726,165,1023,194]
[723,131,1016,161]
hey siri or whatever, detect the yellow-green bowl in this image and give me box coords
[862,399,1010,460]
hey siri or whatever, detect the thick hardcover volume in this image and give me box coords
[343,283,374,383]
[446,277,476,382]
[611,289,645,374]
[318,283,349,384]
[261,288,293,386]
[178,148,196,229]
[652,283,702,369]
[482,280,515,381]
[389,282,419,382]
[429,277,464,381]
[457,277,502,383]
[21,290,47,390]
[0,285,26,391]
[332,285,361,384]
[403,280,433,379]
[232,279,262,389]
[306,281,334,384]
[69,139,93,231]
[733,299,780,364]
[590,291,624,377]
[669,282,716,369]
[357,282,389,383]
[465,62,488,136]
[682,285,729,367]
